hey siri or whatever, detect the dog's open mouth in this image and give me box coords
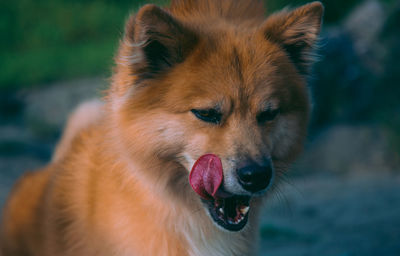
[189,154,251,231]
[203,195,250,231]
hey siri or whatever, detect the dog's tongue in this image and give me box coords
[189,154,223,200]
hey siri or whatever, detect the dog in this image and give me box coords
[0,1,323,255]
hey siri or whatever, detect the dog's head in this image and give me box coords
[110,1,323,232]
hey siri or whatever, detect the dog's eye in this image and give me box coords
[191,109,222,124]
[257,108,280,124]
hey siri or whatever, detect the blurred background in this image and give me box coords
[0,0,399,255]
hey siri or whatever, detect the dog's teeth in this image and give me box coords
[239,206,250,215]
[218,207,224,215]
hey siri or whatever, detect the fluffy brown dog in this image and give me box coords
[1,1,323,255]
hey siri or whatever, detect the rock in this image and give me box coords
[294,125,400,175]
[344,0,385,59]
[24,77,107,138]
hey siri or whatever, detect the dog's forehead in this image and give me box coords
[163,28,304,113]
[185,39,288,108]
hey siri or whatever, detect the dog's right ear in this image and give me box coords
[121,4,198,80]
[260,2,324,75]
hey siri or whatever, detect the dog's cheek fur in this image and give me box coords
[270,113,308,163]
[110,102,185,188]
[181,133,210,170]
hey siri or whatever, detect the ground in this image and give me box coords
[259,173,400,256]
[0,78,399,256]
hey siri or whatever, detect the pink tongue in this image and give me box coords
[189,154,223,200]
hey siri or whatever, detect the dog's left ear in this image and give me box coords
[122,4,198,80]
[261,2,324,75]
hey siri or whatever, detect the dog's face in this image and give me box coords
[111,2,323,231]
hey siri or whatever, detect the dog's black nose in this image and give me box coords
[237,161,273,193]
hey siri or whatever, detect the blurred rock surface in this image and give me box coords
[296,125,400,175]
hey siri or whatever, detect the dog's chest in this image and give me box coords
[184,226,255,256]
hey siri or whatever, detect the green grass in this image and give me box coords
[0,0,365,90]
[0,0,167,90]
[0,39,116,89]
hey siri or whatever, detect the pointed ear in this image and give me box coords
[261,2,324,75]
[122,4,198,79]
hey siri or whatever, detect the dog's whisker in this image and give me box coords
[274,185,294,218]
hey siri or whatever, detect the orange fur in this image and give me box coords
[1,1,323,255]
